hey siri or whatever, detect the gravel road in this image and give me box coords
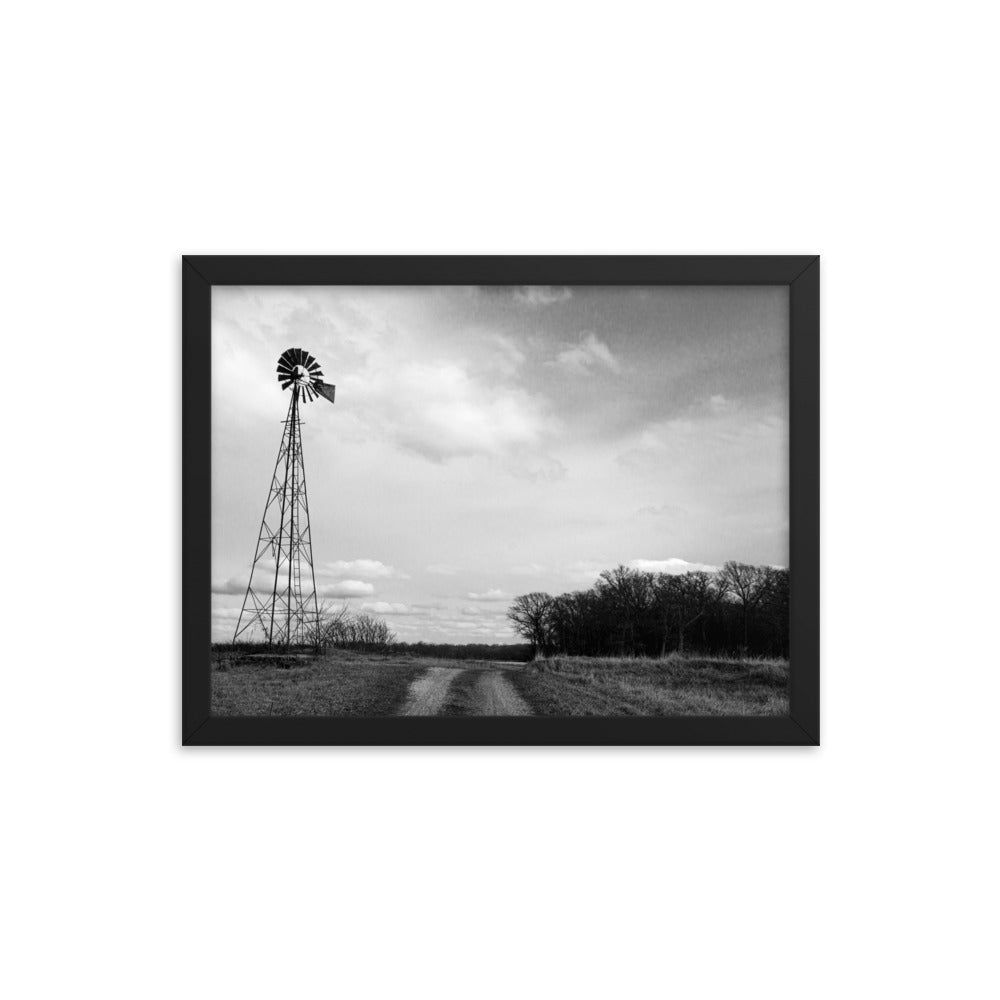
[400,666,463,715]
[466,671,532,715]
[399,663,532,716]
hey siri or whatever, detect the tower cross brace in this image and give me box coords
[234,385,321,645]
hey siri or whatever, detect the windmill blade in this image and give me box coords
[313,382,336,404]
[311,369,325,380]
[307,359,321,372]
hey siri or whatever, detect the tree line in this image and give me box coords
[506,562,789,659]
[392,642,532,662]
[307,604,396,652]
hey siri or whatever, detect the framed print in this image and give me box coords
[183,256,819,746]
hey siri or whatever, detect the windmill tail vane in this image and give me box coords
[233,349,336,646]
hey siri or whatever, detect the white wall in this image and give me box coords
[4,2,997,998]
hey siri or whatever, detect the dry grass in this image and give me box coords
[509,653,789,716]
[211,648,789,718]
[211,647,425,717]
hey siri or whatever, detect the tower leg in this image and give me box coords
[233,388,319,645]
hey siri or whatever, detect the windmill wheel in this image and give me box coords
[276,348,325,403]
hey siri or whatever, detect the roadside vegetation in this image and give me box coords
[509,653,789,716]
[211,646,788,717]
[392,642,531,662]
[211,647,423,716]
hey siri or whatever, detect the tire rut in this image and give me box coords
[400,667,463,716]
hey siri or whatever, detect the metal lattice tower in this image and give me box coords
[234,348,336,645]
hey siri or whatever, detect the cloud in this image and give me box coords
[550,333,621,376]
[320,559,407,580]
[350,360,549,462]
[401,614,518,638]
[360,602,420,615]
[617,411,786,473]
[317,580,375,598]
[466,589,511,602]
[513,286,572,306]
[488,335,527,375]
[628,558,719,575]
[214,559,396,596]
[356,600,518,643]
[211,606,246,640]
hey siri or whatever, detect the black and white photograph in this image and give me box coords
[211,283,791,719]
[9,4,999,999]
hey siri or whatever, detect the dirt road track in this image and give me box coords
[467,671,531,716]
[400,667,462,716]
[399,663,532,716]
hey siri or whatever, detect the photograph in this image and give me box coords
[11,4,998,997]
[210,283,791,719]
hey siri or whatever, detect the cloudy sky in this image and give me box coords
[211,285,788,643]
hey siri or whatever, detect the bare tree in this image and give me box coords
[304,601,351,650]
[352,613,395,651]
[720,561,771,652]
[548,592,587,654]
[758,567,789,656]
[650,572,727,655]
[652,574,680,655]
[507,592,555,657]
[674,571,728,653]
[304,603,394,652]
[596,566,654,655]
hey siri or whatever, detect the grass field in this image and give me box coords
[211,647,789,717]
[508,653,789,716]
[211,648,425,716]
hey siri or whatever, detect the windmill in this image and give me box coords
[233,348,336,645]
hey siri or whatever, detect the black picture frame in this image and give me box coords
[183,256,819,746]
